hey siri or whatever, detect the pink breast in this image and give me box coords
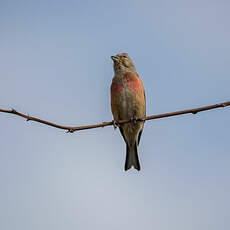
[111,82,124,94]
[124,73,142,92]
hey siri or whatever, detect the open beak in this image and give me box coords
[111,55,119,62]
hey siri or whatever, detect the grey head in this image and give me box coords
[111,53,136,74]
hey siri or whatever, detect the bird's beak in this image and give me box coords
[111,55,119,62]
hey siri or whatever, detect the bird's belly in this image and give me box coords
[111,74,145,121]
[119,86,141,120]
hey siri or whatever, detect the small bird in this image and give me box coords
[110,53,146,171]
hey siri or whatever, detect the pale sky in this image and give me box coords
[0,1,230,230]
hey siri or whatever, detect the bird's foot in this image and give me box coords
[138,117,145,122]
[112,120,120,129]
[130,117,138,124]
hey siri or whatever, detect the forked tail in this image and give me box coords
[125,142,140,171]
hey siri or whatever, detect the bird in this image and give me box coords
[110,53,146,171]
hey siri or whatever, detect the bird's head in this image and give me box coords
[111,53,136,74]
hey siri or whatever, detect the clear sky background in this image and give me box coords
[0,1,230,229]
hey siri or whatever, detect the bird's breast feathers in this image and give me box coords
[111,73,143,94]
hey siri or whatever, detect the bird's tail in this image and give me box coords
[125,142,140,171]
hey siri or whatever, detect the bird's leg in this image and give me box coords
[112,120,120,129]
[137,117,145,122]
[130,116,138,124]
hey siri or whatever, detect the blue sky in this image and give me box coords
[0,1,230,229]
